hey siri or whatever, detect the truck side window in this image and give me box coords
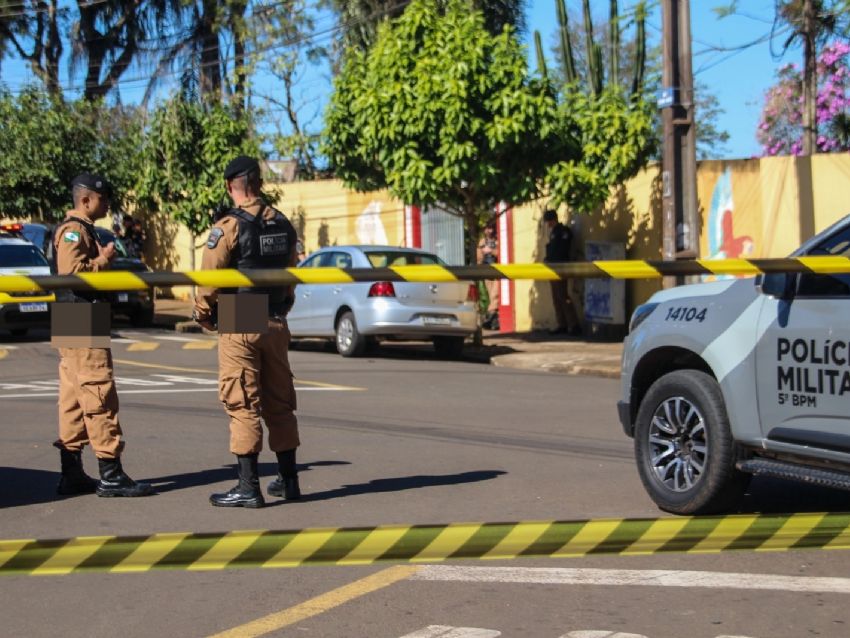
[797,226,850,297]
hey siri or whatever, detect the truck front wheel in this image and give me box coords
[634,369,749,515]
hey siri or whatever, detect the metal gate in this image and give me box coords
[421,204,465,265]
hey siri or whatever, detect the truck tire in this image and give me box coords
[335,311,366,357]
[634,369,749,515]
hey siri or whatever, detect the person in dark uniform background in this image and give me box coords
[193,156,301,509]
[542,209,582,336]
[53,173,153,497]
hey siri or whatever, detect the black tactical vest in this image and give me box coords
[225,207,295,313]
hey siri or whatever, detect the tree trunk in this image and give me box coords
[231,0,248,115]
[199,0,222,103]
[802,0,817,155]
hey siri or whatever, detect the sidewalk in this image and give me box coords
[151,298,623,379]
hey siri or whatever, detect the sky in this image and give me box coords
[525,0,793,159]
[0,1,799,161]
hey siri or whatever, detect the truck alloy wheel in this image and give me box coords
[634,369,749,515]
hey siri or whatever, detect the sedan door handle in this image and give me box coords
[302,291,311,298]
[333,287,342,294]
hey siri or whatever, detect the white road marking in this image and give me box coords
[412,566,850,595]
[110,337,140,344]
[153,335,203,342]
[561,632,647,638]
[400,627,501,638]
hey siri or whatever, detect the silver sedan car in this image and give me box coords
[288,246,479,357]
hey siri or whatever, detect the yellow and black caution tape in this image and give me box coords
[0,256,849,294]
[3,513,850,576]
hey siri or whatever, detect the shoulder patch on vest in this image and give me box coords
[63,230,81,243]
[206,227,224,249]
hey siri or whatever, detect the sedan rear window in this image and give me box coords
[0,245,50,268]
[365,251,442,267]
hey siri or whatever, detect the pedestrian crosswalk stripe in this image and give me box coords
[400,627,501,637]
[5,513,850,575]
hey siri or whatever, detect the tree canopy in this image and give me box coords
[0,88,140,220]
[324,0,561,262]
[136,96,261,238]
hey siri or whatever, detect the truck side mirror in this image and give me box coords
[755,272,795,299]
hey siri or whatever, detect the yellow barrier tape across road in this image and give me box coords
[2,256,850,293]
[2,513,850,576]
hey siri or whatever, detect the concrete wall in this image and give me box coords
[6,154,849,322]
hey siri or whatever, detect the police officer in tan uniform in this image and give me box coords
[194,157,300,508]
[53,173,152,497]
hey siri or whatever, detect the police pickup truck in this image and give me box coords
[619,213,850,514]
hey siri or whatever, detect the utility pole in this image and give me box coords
[660,0,699,288]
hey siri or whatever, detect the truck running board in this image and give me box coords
[737,458,850,492]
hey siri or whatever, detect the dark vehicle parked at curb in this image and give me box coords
[620,212,850,515]
[288,246,478,357]
[16,222,156,328]
[92,227,156,327]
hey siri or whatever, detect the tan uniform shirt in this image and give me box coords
[193,199,298,322]
[54,214,110,274]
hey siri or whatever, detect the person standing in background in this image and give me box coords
[542,209,581,336]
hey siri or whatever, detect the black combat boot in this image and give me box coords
[56,448,98,496]
[96,457,154,497]
[210,454,265,508]
[267,449,301,500]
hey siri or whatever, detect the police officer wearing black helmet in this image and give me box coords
[193,156,302,508]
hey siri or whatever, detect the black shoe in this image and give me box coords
[96,458,154,497]
[210,454,264,508]
[57,448,98,496]
[267,475,301,500]
[267,449,301,500]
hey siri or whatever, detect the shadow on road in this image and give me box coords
[734,475,850,514]
[0,466,63,508]
[0,460,353,506]
[292,338,518,364]
[147,459,352,493]
[298,469,507,503]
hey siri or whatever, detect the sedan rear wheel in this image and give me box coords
[335,311,366,357]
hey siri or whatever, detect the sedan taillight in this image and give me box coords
[467,284,479,302]
[368,281,396,297]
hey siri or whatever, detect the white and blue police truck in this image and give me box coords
[619,214,850,514]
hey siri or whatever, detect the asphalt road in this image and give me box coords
[2,327,850,638]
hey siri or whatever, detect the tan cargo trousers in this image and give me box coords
[218,320,299,455]
[56,347,124,459]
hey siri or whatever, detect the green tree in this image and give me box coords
[331,0,528,55]
[136,95,261,268]
[537,0,654,213]
[0,87,141,220]
[323,0,561,264]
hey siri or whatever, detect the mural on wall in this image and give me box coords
[356,201,389,245]
[708,167,754,261]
